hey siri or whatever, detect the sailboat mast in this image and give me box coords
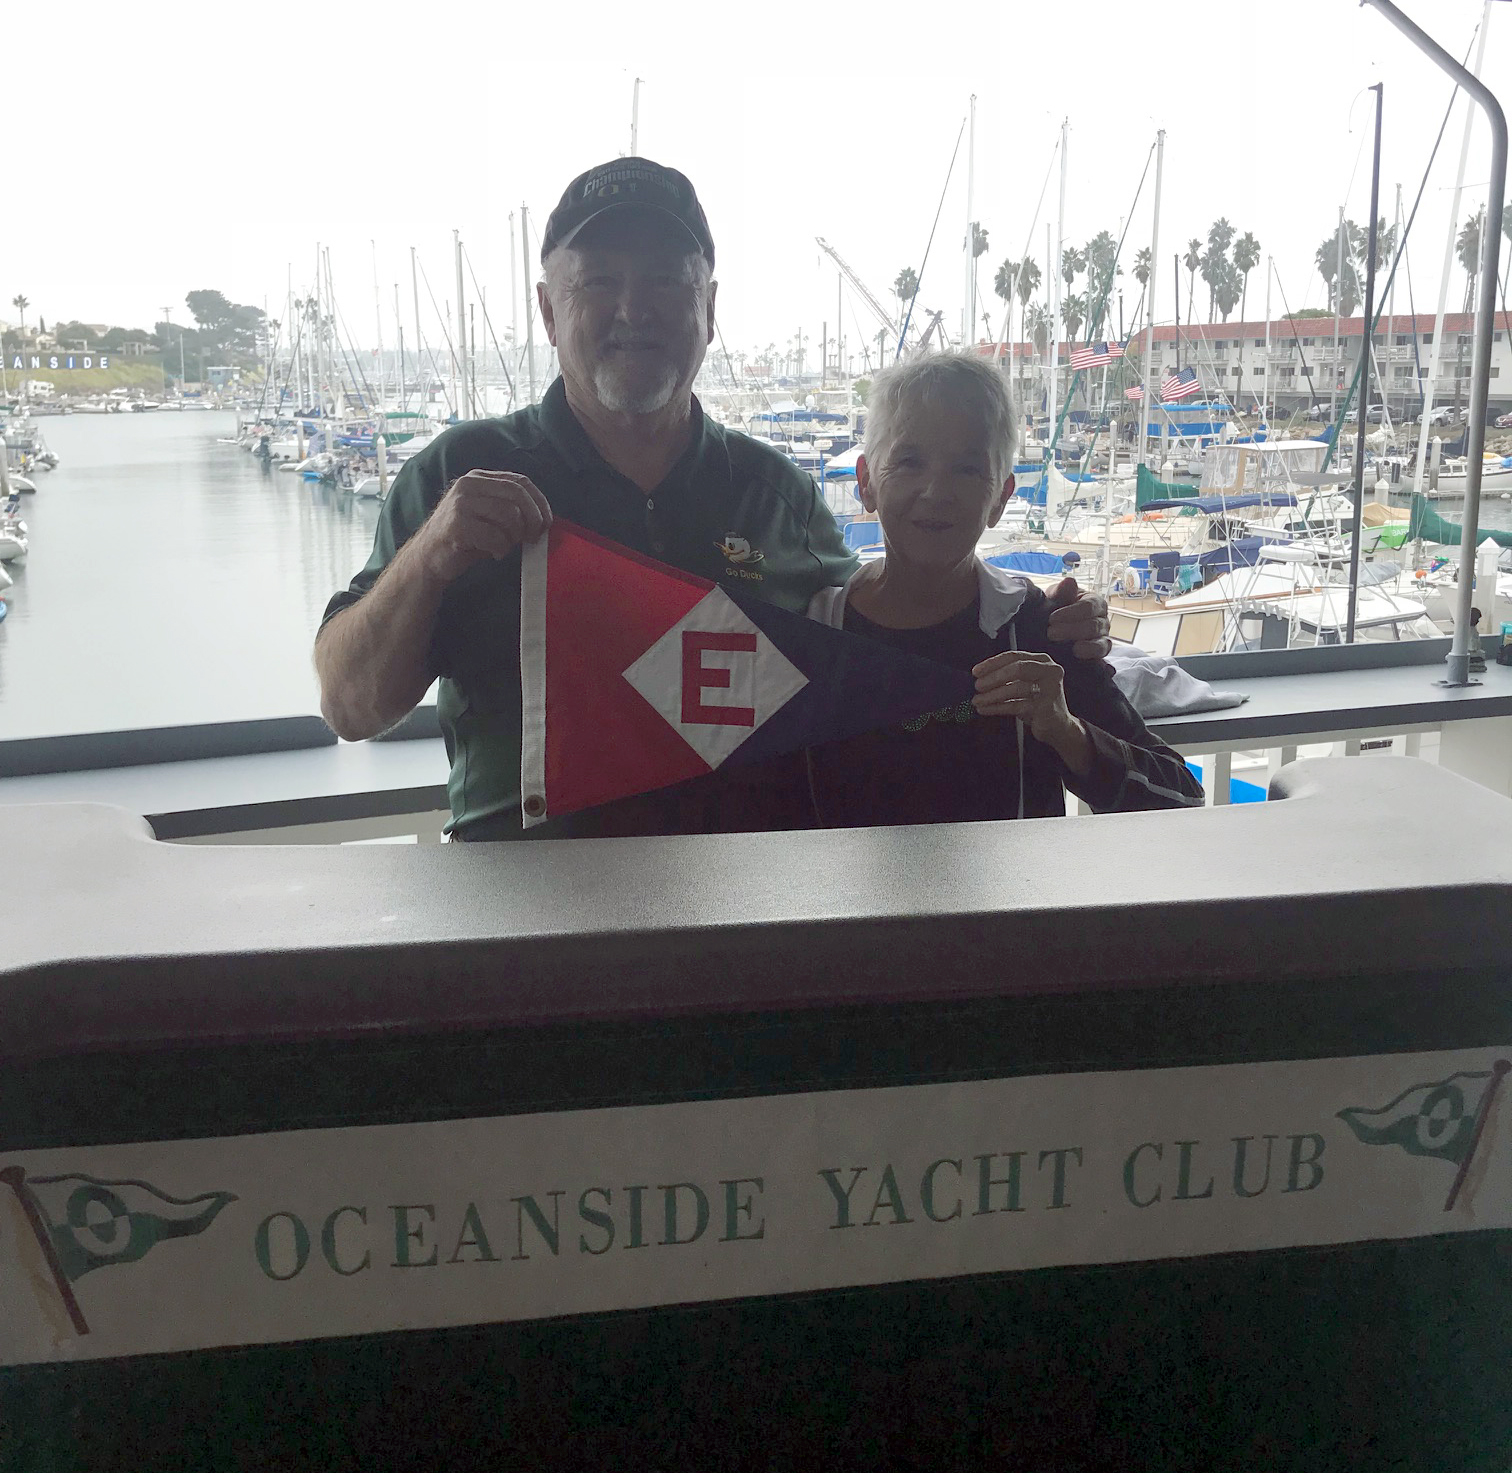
[371,241,385,411]
[1264,255,1273,425]
[1411,2,1491,495]
[1049,118,1067,436]
[411,246,424,417]
[509,211,520,374]
[1331,205,1344,424]
[454,230,468,420]
[395,284,405,407]
[963,93,976,349]
[1140,129,1165,467]
[523,203,537,404]
[631,77,642,155]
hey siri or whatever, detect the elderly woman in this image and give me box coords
[804,352,1202,824]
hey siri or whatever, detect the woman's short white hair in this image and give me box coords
[864,351,1020,482]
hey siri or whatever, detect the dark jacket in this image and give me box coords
[801,564,1205,826]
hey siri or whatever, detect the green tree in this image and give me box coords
[893,267,920,307]
[970,224,989,259]
[1133,248,1151,289]
[1016,256,1041,308]
[1024,303,1049,353]
[10,295,29,337]
[1063,292,1087,341]
[1233,232,1261,314]
[186,289,235,335]
[994,259,1018,303]
[1200,217,1235,322]
[1457,211,1482,312]
[1083,230,1120,304]
[1060,245,1085,291]
[1183,239,1202,325]
[1315,221,1362,317]
[1214,260,1241,322]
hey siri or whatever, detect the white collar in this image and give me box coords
[810,557,1031,636]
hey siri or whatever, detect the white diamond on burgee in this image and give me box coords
[622,588,809,768]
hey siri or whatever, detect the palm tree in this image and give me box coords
[1183,239,1202,326]
[1233,233,1260,316]
[970,224,989,259]
[1024,303,1049,354]
[1083,231,1119,314]
[1214,261,1241,322]
[894,267,920,308]
[1133,248,1151,289]
[1198,218,1235,323]
[1060,245,1085,292]
[1063,293,1087,342]
[1457,211,1482,312]
[10,294,29,339]
[1016,257,1041,309]
[993,259,1019,359]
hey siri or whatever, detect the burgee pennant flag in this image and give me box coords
[1337,1070,1499,1166]
[519,521,976,827]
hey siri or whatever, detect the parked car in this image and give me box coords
[1427,405,1461,427]
[1495,410,1512,429]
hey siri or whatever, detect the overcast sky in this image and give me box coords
[6,0,1508,366]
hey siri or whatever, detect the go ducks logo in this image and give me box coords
[716,535,765,581]
[1,1165,236,1340]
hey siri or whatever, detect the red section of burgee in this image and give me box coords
[542,522,715,817]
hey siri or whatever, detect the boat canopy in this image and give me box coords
[1405,492,1512,549]
[1141,492,1299,515]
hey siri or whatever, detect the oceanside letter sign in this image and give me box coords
[8,354,110,371]
[3,1048,1509,1365]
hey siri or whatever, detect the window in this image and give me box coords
[1254,338,1264,347]
[1423,333,1433,345]
[1213,340,1226,350]
[1231,367,1242,376]
[1459,333,1473,345]
[1456,365,1473,378]
[1300,365,1313,376]
[1302,337,1314,346]
[1278,367,1295,380]
[1393,366,1413,379]
[1395,334,1413,346]
[1253,367,1265,377]
[1496,332,1504,343]
[1493,367,1502,378]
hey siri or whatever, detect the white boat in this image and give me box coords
[351,475,387,500]
[1428,454,1512,497]
[0,524,28,561]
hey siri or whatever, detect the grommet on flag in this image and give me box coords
[517,521,975,829]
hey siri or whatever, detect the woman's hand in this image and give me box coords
[971,651,1094,774]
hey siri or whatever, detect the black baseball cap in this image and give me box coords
[540,157,715,267]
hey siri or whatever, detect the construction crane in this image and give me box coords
[815,236,901,343]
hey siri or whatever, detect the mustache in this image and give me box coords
[604,334,665,349]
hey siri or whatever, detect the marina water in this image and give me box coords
[0,411,381,741]
[4,410,1510,744]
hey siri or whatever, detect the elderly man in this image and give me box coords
[316,157,1110,840]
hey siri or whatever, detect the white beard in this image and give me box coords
[591,356,682,415]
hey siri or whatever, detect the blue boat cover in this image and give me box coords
[986,550,1067,576]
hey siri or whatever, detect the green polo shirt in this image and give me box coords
[323,378,858,837]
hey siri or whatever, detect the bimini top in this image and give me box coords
[1141,491,1300,515]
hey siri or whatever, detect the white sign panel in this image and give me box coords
[2,1048,1508,1366]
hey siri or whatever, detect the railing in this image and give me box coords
[2,642,1508,844]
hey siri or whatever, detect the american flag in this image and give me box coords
[1124,386,1144,400]
[1070,341,1121,370]
[1161,366,1201,401]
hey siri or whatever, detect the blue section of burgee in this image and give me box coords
[724,592,977,768]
